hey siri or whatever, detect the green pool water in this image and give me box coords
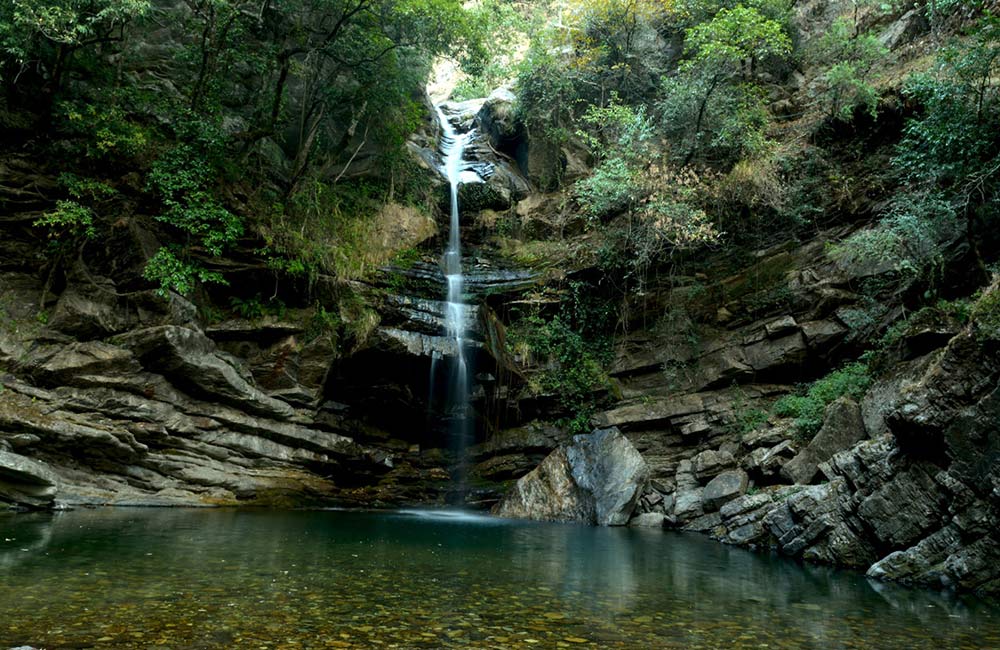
[1,508,997,649]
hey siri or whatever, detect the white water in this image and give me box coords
[433,103,477,485]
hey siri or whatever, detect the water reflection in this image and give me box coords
[0,508,996,649]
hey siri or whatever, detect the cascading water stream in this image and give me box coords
[432,103,478,498]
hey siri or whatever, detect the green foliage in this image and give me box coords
[894,15,1000,187]
[660,2,790,166]
[574,157,641,220]
[807,18,888,121]
[229,294,287,321]
[729,386,770,434]
[683,4,791,74]
[572,100,652,219]
[142,246,226,298]
[0,0,150,80]
[514,314,611,434]
[147,121,242,257]
[453,0,528,99]
[773,362,872,438]
[830,190,960,282]
[259,176,390,281]
[306,303,342,342]
[506,280,616,434]
[34,200,96,240]
[58,97,150,160]
[971,281,1000,340]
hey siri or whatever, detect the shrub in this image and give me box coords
[829,190,960,282]
[142,246,226,297]
[773,362,872,437]
[807,18,888,121]
[34,200,96,241]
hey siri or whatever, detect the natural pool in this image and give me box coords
[1,508,997,649]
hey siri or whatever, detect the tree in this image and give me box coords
[807,18,887,121]
[894,13,1000,281]
[664,3,790,165]
[0,0,150,110]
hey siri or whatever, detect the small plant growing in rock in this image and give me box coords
[971,280,1000,340]
[773,362,872,438]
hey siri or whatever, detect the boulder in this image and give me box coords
[48,286,130,339]
[692,449,736,481]
[743,332,808,375]
[475,87,520,151]
[0,450,58,509]
[372,203,437,259]
[743,440,797,479]
[629,512,667,528]
[781,397,866,484]
[491,446,593,523]
[701,470,749,512]
[493,427,648,526]
[879,9,927,51]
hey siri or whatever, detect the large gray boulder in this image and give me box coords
[475,87,520,151]
[493,427,648,526]
[782,397,866,484]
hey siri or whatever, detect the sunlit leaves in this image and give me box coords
[683,4,790,73]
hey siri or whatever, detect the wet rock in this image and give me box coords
[492,446,593,522]
[764,479,878,568]
[684,511,723,532]
[856,467,949,549]
[494,427,648,526]
[782,397,866,484]
[701,470,748,512]
[568,428,649,525]
[671,459,704,521]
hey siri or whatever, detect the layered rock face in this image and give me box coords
[0,271,399,509]
[704,328,999,594]
[581,273,997,594]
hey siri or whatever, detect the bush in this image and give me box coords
[773,362,872,437]
[573,157,640,220]
[829,190,960,282]
[34,200,96,241]
[142,246,226,297]
[807,18,887,121]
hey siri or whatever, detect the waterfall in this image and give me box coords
[433,103,477,498]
